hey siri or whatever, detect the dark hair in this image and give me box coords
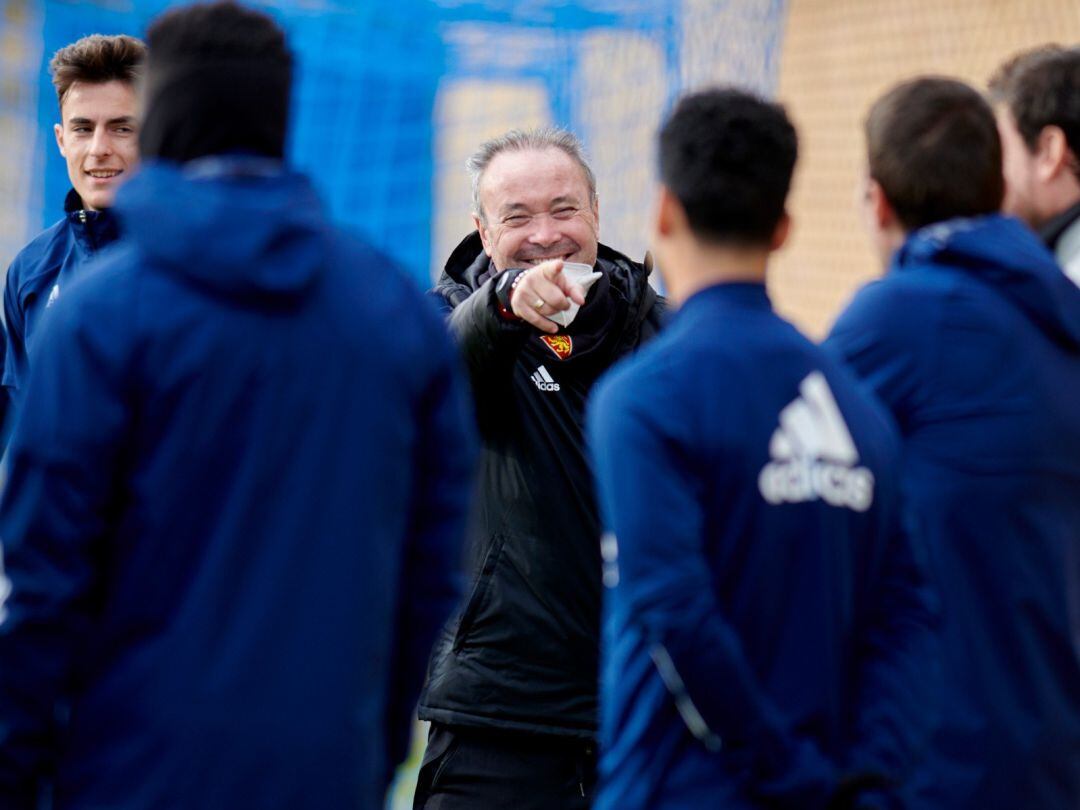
[49,34,146,110]
[988,45,1080,177]
[658,87,797,246]
[141,1,293,162]
[145,0,290,65]
[866,77,1003,231]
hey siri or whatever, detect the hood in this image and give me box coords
[113,157,329,302]
[895,214,1080,351]
[436,231,659,330]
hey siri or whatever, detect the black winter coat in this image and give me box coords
[418,232,666,738]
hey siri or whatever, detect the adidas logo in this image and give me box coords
[531,364,560,392]
[758,371,874,512]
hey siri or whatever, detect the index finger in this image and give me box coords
[547,265,586,306]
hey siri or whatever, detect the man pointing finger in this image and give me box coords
[415,127,667,809]
[506,258,588,332]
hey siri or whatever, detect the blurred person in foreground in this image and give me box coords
[587,87,939,810]
[414,127,666,808]
[827,76,1080,810]
[990,45,1080,282]
[0,2,475,808]
[3,34,144,411]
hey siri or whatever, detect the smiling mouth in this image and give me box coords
[86,169,121,179]
[522,252,574,266]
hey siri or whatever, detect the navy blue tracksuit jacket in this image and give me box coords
[0,159,476,809]
[3,189,121,399]
[588,283,939,809]
[828,215,1080,810]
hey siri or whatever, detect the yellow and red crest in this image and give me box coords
[540,334,573,360]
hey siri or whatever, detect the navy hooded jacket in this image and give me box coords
[3,189,121,398]
[827,215,1080,810]
[588,283,939,810]
[0,159,476,810]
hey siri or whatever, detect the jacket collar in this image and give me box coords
[64,188,121,254]
[1039,198,1080,250]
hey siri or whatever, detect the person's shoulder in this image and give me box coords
[822,348,901,438]
[831,269,948,345]
[848,267,946,310]
[51,243,141,314]
[594,325,699,420]
[28,245,142,372]
[327,229,417,293]
[6,217,72,293]
[323,228,451,351]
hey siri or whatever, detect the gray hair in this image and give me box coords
[467,126,598,222]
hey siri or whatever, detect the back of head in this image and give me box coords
[988,45,1080,174]
[866,77,1003,231]
[658,87,797,246]
[141,0,293,163]
[50,34,146,110]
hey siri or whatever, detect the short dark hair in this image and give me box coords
[49,34,146,110]
[866,77,1003,231]
[988,45,1080,177]
[145,0,290,66]
[658,87,797,246]
[141,1,293,162]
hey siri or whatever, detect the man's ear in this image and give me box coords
[865,178,897,231]
[54,122,66,158]
[769,212,792,251]
[655,186,686,239]
[1035,125,1072,183]
[472,213,492,257]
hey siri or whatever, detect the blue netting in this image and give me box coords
[2,0,786,286]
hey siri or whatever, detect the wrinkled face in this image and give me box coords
[996,105,1042,227]
[474,147,599,272]
[54,80,139,211]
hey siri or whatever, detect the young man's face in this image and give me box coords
[54,79,139,211]
[474,147,600,273]
[996,105,1043,227]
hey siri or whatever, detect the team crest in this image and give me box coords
[540,335,573,360]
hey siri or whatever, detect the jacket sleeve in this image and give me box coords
[3,260,27,396]
[824,281,931,431]
[844,500,940,802]
[382,312,477,781]
[588,379,840,808]
[0,283,132,805]
[445,278,530,391]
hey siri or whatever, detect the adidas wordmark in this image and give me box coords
[531,365,560,392]
[758,371,874,512]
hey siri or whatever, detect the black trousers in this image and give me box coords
[412,722,597,809]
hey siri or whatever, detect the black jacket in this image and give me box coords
[418,232,666,738]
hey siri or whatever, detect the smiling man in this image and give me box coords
[2,34,144,402]
[989,45,1080,283]
[415,128,666,809]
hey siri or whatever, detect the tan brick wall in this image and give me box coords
[773,0,1080,338]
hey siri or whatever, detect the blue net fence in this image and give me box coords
[0,0,785,287]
